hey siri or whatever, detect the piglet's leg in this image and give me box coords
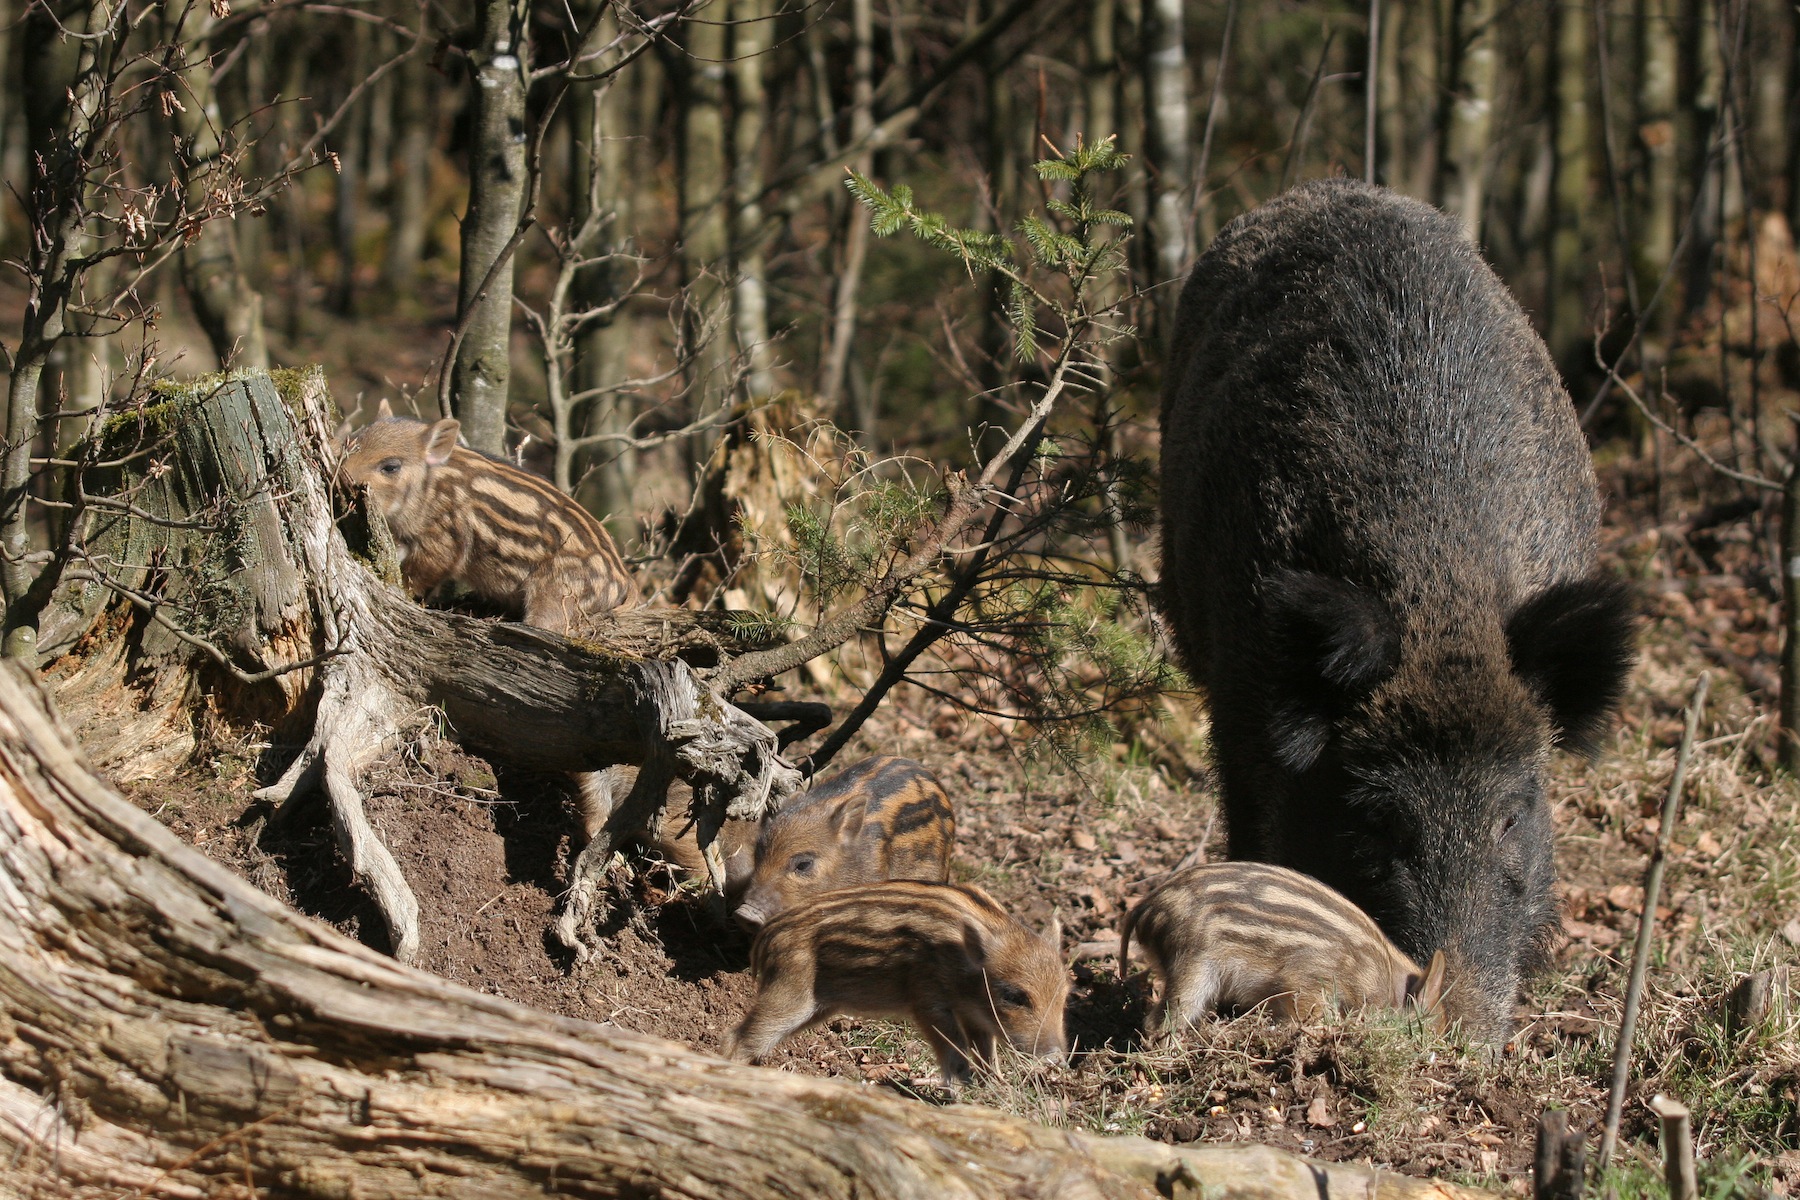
[726,972,821,1063]
[915,1004,975,1086]
[1158,962,1221,1044]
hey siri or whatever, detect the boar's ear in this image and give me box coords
[1506,576,1639,755]
[376,397,394,420]
[960,920,989,967]
[1263,570,1401,772]
[422,419,461,466]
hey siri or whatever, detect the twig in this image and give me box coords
[1597,672,1710,1168]
[1648,1094,1697,1200]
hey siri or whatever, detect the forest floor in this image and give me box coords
[106,425,1800,1199]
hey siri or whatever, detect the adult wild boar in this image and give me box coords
[1157,179,1637,1039]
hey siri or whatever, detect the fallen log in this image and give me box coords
[0,656,1497,1199]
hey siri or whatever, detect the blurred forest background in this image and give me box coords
[6,0,1796,511]
[4,0,1800,734]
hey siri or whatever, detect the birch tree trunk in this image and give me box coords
[452,0,532,456]
[1142,0,1190,330]
[1439,0,1497,243]
[570,7,643,535]
[731,0,777,402]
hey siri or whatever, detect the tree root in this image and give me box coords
[254,657,420,962]
[553,658,801,960]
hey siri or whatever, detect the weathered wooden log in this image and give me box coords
[0,657,1495,1199]
[36,369,802,963]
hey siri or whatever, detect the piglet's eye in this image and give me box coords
[789,855,815,876]
[379,458,403,476]
[995,983,1030,1008]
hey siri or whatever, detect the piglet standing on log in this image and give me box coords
[1119,862,1446,1041]
[1157,179,1638,1040]
[336,402,643,841]
[725,881,1067,1084]
[733,755,955,930]
[336,401,639,632]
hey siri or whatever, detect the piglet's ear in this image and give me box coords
[423,419,461,466]
[377,397,394,419]
[1262,570,1401,773]
[1506,576,1639,755]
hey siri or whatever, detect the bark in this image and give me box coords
[381,50,436,296]
[44,369,799,966]
[452,0,532,456]
[169,8,270,371]
[1548,0,1591,360]
[1141,0,1190,329]
[0,649,1496,1198]
[1439,0,1498,243]
[731,0,777,401]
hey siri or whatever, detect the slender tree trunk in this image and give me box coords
[5,0,116,646]
[1378,0,1406,190]
[332,19,371,315]
[1439,0,1498,242]
[383,50,436,297]
[452,0,532,457]
[571,12,644,537]
[1142,0,1190,328]
[1548,0,1591,360]
[820,0,875,426]
[679,0,733,460]
[732,0,777,402]
[1403,0,1441,199]
[170,8,270,370]
[1682,0,1723,320]
[1637,0,1680,311]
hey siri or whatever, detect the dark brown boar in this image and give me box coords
[732,756,954,930]
[1119,862,1446,1041]
[336,402,637,633]
[1158,179,1637,1040]
[723,881,1067,1083]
